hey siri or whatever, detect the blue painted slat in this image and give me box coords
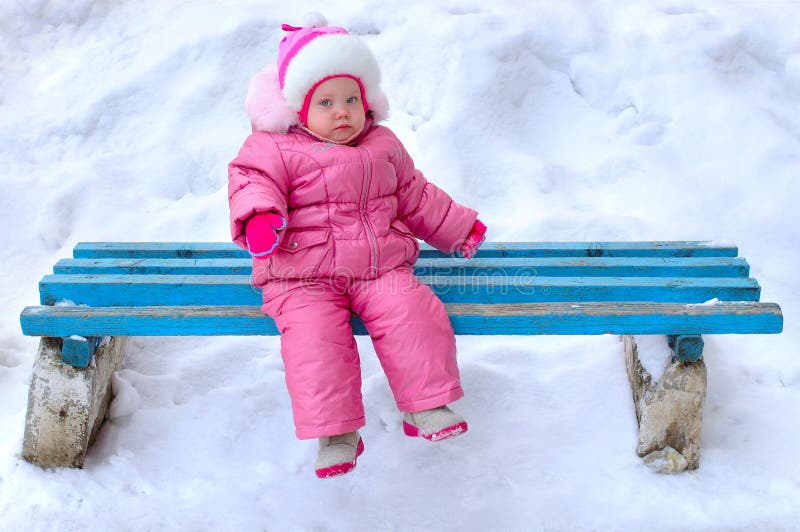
[72,241,739,259]
[73,242,240,259]
[416,256,749,277]
[54,258,255,276]
[19,302,784,337]
[53,256,751,278]
[38,274,762,306]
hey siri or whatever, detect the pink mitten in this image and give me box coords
[245,212,286,257]
[460,219,487,259]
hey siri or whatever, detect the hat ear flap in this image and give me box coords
[368,88,390,123]
[245,65,299,133]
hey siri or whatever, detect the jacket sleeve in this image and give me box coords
[228,133,290,250]
[391,133,478,254]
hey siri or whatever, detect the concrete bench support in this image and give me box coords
[21,336,126,468]
[623,335,707,472]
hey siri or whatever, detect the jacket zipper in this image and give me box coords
[358,147,379,276]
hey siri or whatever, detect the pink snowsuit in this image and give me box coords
[228,120,478,439]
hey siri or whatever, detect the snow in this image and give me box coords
[1,1,799,529]
[108,370,142,420]
[632,335,673,382]
[689,298,721,306]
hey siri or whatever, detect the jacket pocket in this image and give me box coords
[269,228,332,278]
[389,220,420,263]
[279,228,330,253]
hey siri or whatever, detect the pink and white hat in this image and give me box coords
[245,16,389,133]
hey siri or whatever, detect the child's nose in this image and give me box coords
[334,104,349,118]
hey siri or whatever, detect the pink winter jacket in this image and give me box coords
[228,122,478,287]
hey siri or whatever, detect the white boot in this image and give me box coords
[403,405,468,441]
[315,431,364,479]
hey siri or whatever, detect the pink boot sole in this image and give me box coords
[315,438,365,479]
[403,420,468,441]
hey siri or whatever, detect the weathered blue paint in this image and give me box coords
[19,302,783,337]
[54,258,255,276]
[72,241,740,260]
[61,336,100,367]
[668,335,705,362]
[37,273,762,307]
[415,256,749,277]
[53,256,751,278]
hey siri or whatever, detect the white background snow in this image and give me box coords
[1,1,799,530]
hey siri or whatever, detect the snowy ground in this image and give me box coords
[1,1,799,530]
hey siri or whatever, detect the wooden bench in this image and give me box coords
[19,241,783,470]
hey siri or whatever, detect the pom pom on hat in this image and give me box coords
[245,17,389,133]
[298,11,328,28]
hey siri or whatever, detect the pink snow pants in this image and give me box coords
[260,265,463,439]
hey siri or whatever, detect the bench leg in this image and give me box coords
[21,336,127,468]
[623,335,707,472]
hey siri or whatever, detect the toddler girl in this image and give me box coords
[228,18,486,478]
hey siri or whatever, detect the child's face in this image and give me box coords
[305,76,366,142]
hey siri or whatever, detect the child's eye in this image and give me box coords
[346,97,357,104]
[320,99,331,107]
